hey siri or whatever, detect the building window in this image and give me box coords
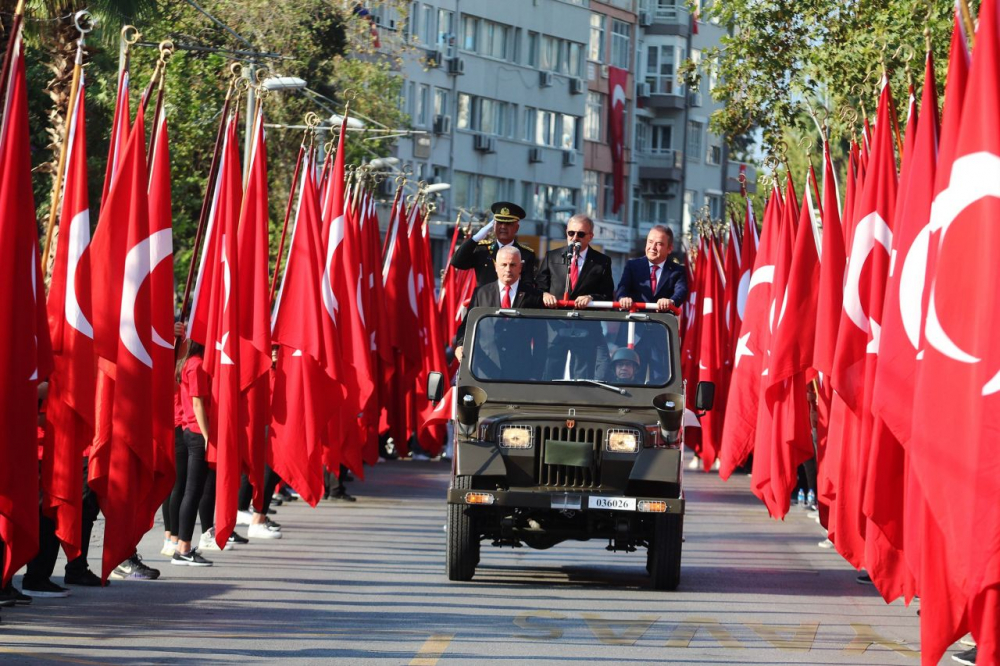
[434,88,449,119]
[635,119,649,154]
[457,93,471,129]
[536,110,557,147]
[651,124,673,154]
[437,9,455,57]
[559,114,578,151]
[610,20,631,69]
[541,35,559,71]
[582,170,599,217]
[454,171,473,209]
[603,173,620,221]
[462,16,478,51]
[566,41,583,77]
[706,193,723,221]
[527,31,539,68]
[589,14,605,63]
[686,120,703,161]
[416,84,430,126]
[482,20,509,59]
[420,4,435,45]
[646,44,682,95]
[584,92,602,142]
[523,107,536,141]
[707,138,722,165]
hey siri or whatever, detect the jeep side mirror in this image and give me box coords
[427,371,445,404]
[695,381,715,412]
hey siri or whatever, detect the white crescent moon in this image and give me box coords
[65,209,94,339]
[923,151,1000,369]
[611,84,626,109]
[702,297,713,316]
[842,212,892,333]
[897,224,930,348]
[120,228,173,368]
[323,214,345,321]
[356,269,366,328]
[736,269,751,320]
[407,267,419,317]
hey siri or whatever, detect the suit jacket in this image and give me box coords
[456,281,546,381]
[614,257,689,306]
[450,238,537,290]
[536,246,615,301]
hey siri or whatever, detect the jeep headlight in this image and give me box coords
[500,425,534,449]
[606,429,640,453]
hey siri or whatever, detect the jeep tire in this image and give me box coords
[649,513,683,590]
[446,475,479,581]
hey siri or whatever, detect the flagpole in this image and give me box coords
[0,1,25,117]
[268,124,313,306]
[146,41,174,177]
[41,11,91,281]
[956,0,976,48]
[177,66,240,339]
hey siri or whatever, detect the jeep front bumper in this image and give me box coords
[446,488,684,514]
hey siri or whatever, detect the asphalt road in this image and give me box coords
[0,459,938,665]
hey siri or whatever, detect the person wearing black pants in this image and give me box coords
[238,467,283,540]
[161,425,187,556]
[171,343,212,567]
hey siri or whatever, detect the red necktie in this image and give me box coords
[570,256,579,291]
[502,285,511,308]
[650,264,659,297]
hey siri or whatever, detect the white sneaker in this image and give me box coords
[818,538,834,549]
[160,539,176,557]
[248,522,283,539]
[687,456,701,470]
[235,510,253,526]
[711,458,721,471]
[200,528,233,551]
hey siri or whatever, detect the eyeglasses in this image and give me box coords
[566,230,589,238]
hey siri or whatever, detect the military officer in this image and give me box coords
[450,201,537,289]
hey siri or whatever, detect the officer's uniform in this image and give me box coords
[450,202,537,289]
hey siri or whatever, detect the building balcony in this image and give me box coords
[637,149,683,182]
[639,3,690,36]
[643,90,686,110]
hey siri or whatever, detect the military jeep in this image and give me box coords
[427,304,714,590]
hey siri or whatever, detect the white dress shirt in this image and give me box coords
[498,279,519,305]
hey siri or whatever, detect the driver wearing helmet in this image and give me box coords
[611,347,641,383]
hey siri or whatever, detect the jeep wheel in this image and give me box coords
[446,476,479,581]
[649,514,683,591]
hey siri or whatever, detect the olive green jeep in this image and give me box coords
[427,304,714,590]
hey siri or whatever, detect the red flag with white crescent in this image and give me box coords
[608,66,628,214]
[0,23,54,585]
[43,65,94,561]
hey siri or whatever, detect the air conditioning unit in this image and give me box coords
[639,11,653,26]
[424,49,442,67]
[432,114,451,135]
[569,77,585,95]
[637,82,652,98]
[474,134,496,153]
[688,91,702,107]
[562,150,577,167]
[528,147,543,163]
[447,57,465,75]
[539,70,554,88]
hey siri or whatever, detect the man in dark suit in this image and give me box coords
[450,202,537,289]
[616,224,689,310]
[537,214,615,308]
[454,246,545,380]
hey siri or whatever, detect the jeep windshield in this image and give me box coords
[468,314,673,387]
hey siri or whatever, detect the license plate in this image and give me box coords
[588,496,637,511]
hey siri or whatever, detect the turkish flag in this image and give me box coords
[760,172,821,518]
[718,186,783,479]
[43,71,94,561]
[0,25,54,585]
[200,115,243,549]
[361,192,392,465]
[722,214,742,349]
[101,63,130,204]
[421,386,454,428]
[144,106,177,534]
[910,2,1000,661]
[692,237,727,470]
[608,66,628,214]
[813,142,847,380]
[733,196,759,347]
[88,103,170,581]
[271,151,340,505]
[236,109,272,510]
[415,210,450,456]
[749,173,798,513]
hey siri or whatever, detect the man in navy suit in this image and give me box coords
[616,225,689,310]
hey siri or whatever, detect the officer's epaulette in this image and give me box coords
[477,239,493,246]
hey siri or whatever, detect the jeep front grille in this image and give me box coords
[535,425,603,489]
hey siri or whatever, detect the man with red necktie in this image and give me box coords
[536,214,615,309]
[616,225,689,311]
